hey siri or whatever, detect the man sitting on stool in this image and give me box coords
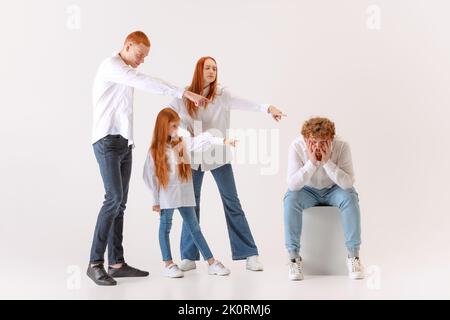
[283,117,364,281]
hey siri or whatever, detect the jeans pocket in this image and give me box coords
[104,135,125,146]
[102,135,128,155]
[103,134,122,141]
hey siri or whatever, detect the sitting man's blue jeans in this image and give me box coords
[160,206,213,262]
[284,184,361,259]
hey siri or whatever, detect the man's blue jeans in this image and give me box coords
[90,135,132,265]
[283,184,361,259]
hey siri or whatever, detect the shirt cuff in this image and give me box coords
[202,132,224,145]
[175,88,185,99]
[304,160,318,173]
[212,137,225,145]
[323,160,336,173]
[260,103,270,113]
[152,194,160,206]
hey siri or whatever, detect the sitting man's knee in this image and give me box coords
[284,189,312,211]
[337,188,359,205]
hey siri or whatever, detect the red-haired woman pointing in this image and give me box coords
[170,56,285,272]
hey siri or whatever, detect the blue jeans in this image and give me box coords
[160,207,213,262]
[90,135,132,264]
[180,164,258,261]
[283,185,361,258]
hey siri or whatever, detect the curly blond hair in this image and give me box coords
[301,117,336,140]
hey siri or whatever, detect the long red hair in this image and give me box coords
[185,56,218,118]
[150,108,191,189]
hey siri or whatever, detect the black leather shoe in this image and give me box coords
[108,263,149,278]
[87,264,117,286]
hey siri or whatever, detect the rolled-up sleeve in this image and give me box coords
[323,142,355,189]
[287,143,317,191]
[143,153,160,206]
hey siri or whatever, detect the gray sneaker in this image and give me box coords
[87,264,117,286]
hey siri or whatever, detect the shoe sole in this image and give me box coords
[246,266,264,271]
[208,271,231,276]
[87,274,117,286]
[91,280,117,286]
[289,277,304,281]
[179,266,196,272]
[164,274,184,278]
[349,274,365,280]
[108,273,149,278]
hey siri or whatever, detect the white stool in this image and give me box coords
[301,207,348,275]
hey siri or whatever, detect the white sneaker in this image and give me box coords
[246,255,264,271]
[288,258,304,281]
[208,260,231,276]
[163,263,184,278]
[346,257,365,280]
[179,259,196,272]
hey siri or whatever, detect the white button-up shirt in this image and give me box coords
[143,132,224,209]
[287,137,355,191]
[92,53,184,147]
[169,86,269,171]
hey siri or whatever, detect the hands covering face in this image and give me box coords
[320,140,332,163]
[306,138,332,165]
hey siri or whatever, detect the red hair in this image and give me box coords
[124,31,151,47]
[150,108,191,189]
[185,56,218,118]
[301,117,336,140]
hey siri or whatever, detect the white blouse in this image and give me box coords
[169,86,269,171]
[143,132,224,209]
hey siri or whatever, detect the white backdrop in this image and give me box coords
[1,0,449,299]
